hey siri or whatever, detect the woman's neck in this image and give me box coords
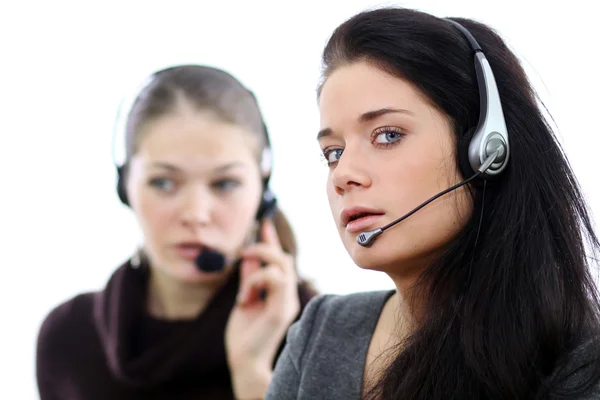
[380,269,426,333]
[363,285,415,392]
[385,255,436,322]
[146,267,229,320]
[380,289,414,339]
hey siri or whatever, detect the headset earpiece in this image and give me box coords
[256,123,277,221]
[457,128,489,190]
[256,185,277,221]
[458,128,477,177]
[116,165,129,206]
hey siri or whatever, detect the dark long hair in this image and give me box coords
[320,8,600,399]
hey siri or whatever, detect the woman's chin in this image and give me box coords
[345,238,386,268]
[348,250,389,272]
[169,261,233,284]
[346,240,415,274]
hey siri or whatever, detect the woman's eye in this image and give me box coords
[323,148,343,165]
[374,130,404,144]
[213,179,240,191]
[149,178,175,192]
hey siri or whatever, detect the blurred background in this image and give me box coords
[1,0,598,398]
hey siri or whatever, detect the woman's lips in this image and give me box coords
[345,214,384,233]
[175,245,203,261]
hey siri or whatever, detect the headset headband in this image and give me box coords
[447,19,510,178]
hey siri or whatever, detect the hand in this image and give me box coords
[225,219,300,399]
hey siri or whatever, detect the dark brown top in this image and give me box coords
[36,260,316,400]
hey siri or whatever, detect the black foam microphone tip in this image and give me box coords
[194,248,226,273]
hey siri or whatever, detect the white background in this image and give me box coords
[1,0,598,398]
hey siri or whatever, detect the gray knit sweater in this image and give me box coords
[265,290,600,399]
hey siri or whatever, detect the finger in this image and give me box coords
[241,243,293,274]
[259,219,281,248]
[237,265,287,306]
[239,256,261,285]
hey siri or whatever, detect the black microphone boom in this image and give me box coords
[357,150,500,247]
[194,248,226,272]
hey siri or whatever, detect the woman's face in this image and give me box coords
[318,61,473,279]
[126,106,264,284]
